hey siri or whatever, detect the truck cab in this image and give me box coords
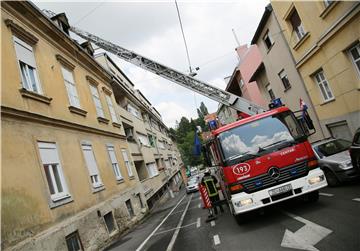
[203,106,327,218]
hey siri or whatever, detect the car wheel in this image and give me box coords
[324,168,340,187]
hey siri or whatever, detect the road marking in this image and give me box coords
[153,222,197,236]
[213,235,221,245]
[319,192,334,197]
[210,220,215,227]
[352,198,360,202]
[166,194,193,251]
[281,211,332,251]
[196,217,201,228]
[135,194,187,251]
[198,203,201,208]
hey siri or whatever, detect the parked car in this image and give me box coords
[312,138,360,186]
[350,128,360,171]
[186,178,199,194]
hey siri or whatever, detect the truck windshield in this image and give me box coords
[218,111,304,163]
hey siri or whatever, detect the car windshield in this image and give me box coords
[218,111,304,163]
[314,139,351,158]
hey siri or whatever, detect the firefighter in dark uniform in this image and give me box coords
[201,170,224,215]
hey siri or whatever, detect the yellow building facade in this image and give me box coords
[0,2,169,250]
[271,1,360,140]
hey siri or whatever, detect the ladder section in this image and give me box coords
[70,26,265,115]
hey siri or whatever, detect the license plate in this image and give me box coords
[269,184,292,196]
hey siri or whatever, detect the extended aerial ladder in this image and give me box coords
[69,26,266,116]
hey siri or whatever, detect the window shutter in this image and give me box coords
[82,145,99,176]
[38,142,59,164]
[13,37,36,68]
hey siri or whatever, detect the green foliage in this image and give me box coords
[171,103,210,167]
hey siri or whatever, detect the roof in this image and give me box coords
[251,4,273,45]
[212,106,290,135]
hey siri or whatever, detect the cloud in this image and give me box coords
[155,101,194,128]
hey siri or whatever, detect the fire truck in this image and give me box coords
[69,26,328,223]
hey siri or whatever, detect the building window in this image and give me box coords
[263,30,274,50]
[137,193,144,208]
[164,159,171,169]
[121,149,133,177]
[105,95,118,123]
[289,9,306,41]
[38,142,70,201]
[148,134,156,147]
[127,103,141,118]
[89,85,104,118]
[103,212,116,234]
[13,36,42,93]
[314,70,334,102]
[81,144,103,188]
[146,162,159,177]
[107,145,122,181]
[348,43,360,78]
[138,133,150,146]
[125,199,135,218]
[66,231,83,251]
[158,140,165,149]
[266,84,276,100]
[61,67,80,108]
[279,70,291,90]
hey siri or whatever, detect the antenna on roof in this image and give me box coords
[232,28,241,47]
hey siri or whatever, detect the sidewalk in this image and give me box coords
[105,187,187,251]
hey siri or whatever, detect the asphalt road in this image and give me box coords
[107,181,360,251]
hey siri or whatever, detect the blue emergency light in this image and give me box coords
[268,98,283,109]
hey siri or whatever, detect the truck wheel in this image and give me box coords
[305,191,319,202]
[324,169,340,187]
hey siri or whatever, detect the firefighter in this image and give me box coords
[201,169,224,215]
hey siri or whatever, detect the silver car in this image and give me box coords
[312,138,360,186]
[186,178,199,194]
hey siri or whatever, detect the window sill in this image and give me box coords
[320,2,339,19]
[19,88,52,104]
[129,176,135,180]
[283,86,292,92]
[112,122,122,128]
[97,117,110,124]
[49,195,73,209]
[92,185,105,193]
[320,98,336,106]
[68,106,87,117]
[293,32,310,51]
[116,178,125,184]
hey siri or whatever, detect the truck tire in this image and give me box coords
[304,191,319,203]
[323,168,340,187]
[234,214,245,225]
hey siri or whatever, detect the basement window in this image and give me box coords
[126,199,135,218]
[104,211,116,234]
[65,231,83,251]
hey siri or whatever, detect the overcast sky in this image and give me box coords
[34,0,269,128]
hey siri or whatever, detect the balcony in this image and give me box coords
[141,171,167,199]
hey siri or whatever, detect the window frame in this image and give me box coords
[13,36,42,94]
[348,43,360,78]
[288,9,306,41]
[61,66,81,108]
[38,142,70,202]
[146,162,159,177]
[89,85,105,118]
[121,149,133,177]
[81,143,103,189]
[105,94,118,123]
[313,70,334,102]
[278,70,291,90]
[125,199,135,218]
[263,30,274,50]
[107,145,123,181]
[65,231,83,251]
